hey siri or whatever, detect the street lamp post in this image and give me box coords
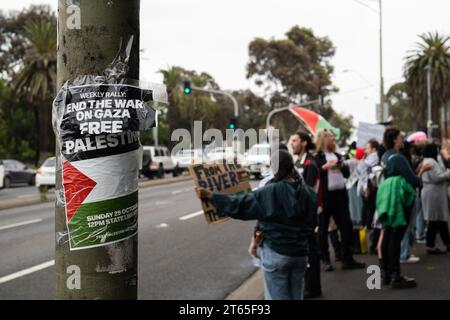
[188,85,239,118]
[378,0,385,121]
[352,0,385,121]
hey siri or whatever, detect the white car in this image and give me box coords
[0,160,4,189]
[141,146,176,178]
[172,149,207,169]
[243,144,271,178]
[206,147,244,163]
[36,157,56,187]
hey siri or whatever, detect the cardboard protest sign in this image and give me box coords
[189,163,252,224]
[53,82,163,251]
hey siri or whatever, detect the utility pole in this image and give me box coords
[56,0,140,299]
[379,0,385,121]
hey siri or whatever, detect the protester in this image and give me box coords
[358,139,381,254]
[377,127,430,289]
[290,131,322,299]
[410,142,427,244]
[196,150,317,300]
[314,130,366,271]
[399,141,421,264]
[345,148,365,224]
[421,143,450,254]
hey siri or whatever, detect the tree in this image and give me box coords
[246,25,351,144]
[0,78,37,162]
[159,66,229,147]
[14,19,56,164]
[0,5,55,79]
[0,5,56,165]
[404,32,450,131]
[386,82,417,133]
[247,25,337,102]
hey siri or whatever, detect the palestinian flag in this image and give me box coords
[289,105,341,139]
[62,150,140,250]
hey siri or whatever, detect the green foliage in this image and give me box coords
[0,6,56,165]
[246,25,351,145]
[0,78,38,163]
[247,25,337,101]
[159,66,240,147]
[386,82,418,133]
[404,32,450,130]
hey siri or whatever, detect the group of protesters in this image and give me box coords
[196,126,450,300]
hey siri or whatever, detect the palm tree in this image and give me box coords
[15,19,56,165]
[404,32,450,132]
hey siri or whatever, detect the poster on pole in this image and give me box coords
[356,122,385,148]
[189,163,252,224]
[53,82,165,251]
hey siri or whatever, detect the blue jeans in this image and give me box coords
[415,196,426,240]
[400,205,417,261]
[261,245,308,300]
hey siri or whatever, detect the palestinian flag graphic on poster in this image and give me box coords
[62,150,140,250]
[53,83,162,251]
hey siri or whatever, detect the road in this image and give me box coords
[0,179,259,300]
[0,185,40,201]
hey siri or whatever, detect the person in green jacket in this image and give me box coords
[379,127,431,289]
[196,150,316,300]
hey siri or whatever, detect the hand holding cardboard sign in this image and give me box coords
[195,187,213,200]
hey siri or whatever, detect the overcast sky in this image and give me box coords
[4,0,450,126]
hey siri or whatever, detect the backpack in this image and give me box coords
[370,153,398,188]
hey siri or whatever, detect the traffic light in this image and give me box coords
[183,80,192,95]
[229,116,237,130]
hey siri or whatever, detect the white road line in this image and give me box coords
[155,223,169,228]
[0,260,54,285]
[171,190,183,195]
[179,210,203,221]
[0,219,43,231]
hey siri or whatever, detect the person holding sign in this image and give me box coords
[196,150,317,300]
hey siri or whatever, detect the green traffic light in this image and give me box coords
[184,87,191,95]
[229,124,235,129]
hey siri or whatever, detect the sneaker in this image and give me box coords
[342,259,366,270]
[416,239,426,244]
[391,276,417,289]
[400,255,420,264]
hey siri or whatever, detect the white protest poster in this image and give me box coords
[356,122,385,148]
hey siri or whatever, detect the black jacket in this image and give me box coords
[315,151,350,204]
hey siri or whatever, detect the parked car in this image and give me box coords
[1,159,36,188]
[35,157,56,188]
[0,160,4,189]
[243,143,271,179]
[141,146,176,179]
[171,149,207,170]
[206,147,244,163]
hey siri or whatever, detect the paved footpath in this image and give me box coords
[228,238,450,300]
